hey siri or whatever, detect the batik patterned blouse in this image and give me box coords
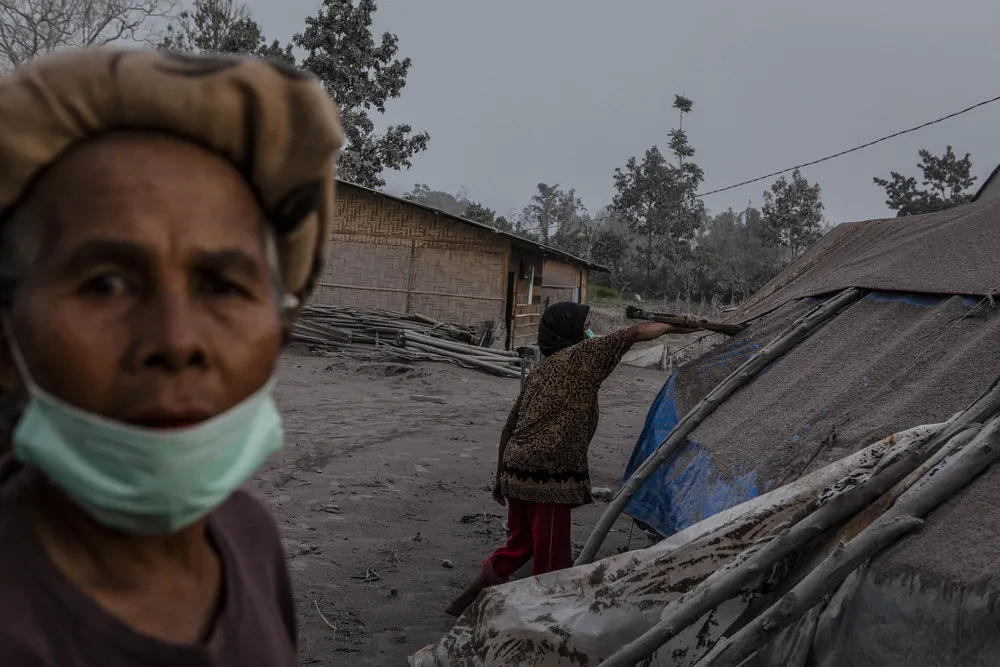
[499,330,634,506]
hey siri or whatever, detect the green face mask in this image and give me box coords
[585,329,596,339]
[5,324,284,535]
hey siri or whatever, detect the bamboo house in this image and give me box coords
[315,181,604,350]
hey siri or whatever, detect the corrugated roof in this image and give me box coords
[337,180,608,271]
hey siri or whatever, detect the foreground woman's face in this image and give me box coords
[3,134,283,426]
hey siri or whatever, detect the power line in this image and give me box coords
[696,92,1000,198]
[490,91,1000,235]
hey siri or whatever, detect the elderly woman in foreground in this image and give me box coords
[447,302,697,617]
[0,49,342,665]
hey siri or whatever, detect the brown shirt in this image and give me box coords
[499,329,633,506]
[0,458,297,667]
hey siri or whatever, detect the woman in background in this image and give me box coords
[446,302,697,617]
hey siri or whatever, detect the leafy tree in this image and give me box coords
[590,228,630,289]
[0,0,172,73]
[402,184,467,216]
[520,183,586,246]
[493,215,514,232]
[294,0,429,188]
[693,207,783,302]
[759,169,825,258]
[462,202,495,225]
[873,146,977,217]
[158,0,293,64]
[550,211,592,257]
[611,96,704,291]
[671,94,694,165]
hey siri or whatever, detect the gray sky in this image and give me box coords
[247,0,1000,225]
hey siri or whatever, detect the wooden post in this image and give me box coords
[405,239,417,314]
[576,288,864,566]
[527,264,535,305]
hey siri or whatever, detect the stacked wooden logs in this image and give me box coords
[291,305,522,378]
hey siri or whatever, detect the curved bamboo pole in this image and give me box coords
[695,414,1000,666]
[695,516,923,666]
[596,425,980,667]
[576,288,864,566]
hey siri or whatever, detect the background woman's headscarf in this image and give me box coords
[537,302,591,357]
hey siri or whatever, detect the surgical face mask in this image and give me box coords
[3,320,284,534]
[585,329,596,339]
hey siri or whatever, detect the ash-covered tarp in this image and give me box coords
[622,290,1000,539]
[408,424,946,666]
[727,196,1000,323]
[805,451,1000,667]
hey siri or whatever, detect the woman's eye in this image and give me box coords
[80,274,129,297]
[200,272,247,297]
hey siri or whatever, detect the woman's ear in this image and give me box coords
[278,294,301,348]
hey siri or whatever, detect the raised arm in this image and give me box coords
[624,321,700,344]
[572,322,700,386]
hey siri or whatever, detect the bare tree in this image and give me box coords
[0,0,175,73]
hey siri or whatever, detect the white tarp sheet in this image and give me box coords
[410,424,942,666]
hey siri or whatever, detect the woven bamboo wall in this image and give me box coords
[540,257,582,308]
[316,186,507,327]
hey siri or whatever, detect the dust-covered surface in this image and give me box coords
[667,289,1000,587]
[809,460,1000,666]
[679,293,1000,489]
[728,196,1000,324]
[875,459,1000,585]
[249,348,661,666]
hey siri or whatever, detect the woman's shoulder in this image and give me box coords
[213,489,283,548]
[569,328,632,358]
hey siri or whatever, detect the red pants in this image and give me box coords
[483,498,573,584]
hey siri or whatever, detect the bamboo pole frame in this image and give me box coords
[576,288,864,566]
[598,374,1000,666]
[596,424,981,667]
[695,414,1000,666]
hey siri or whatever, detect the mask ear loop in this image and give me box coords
[0,314,33,391]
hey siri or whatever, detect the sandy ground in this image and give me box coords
[250,346,668,666]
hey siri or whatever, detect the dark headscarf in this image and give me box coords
[538,302,590,357]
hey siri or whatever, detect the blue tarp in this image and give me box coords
[620,291,981,539]
[621,358,761,538]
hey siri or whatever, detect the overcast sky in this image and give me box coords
[247,0,1000,225]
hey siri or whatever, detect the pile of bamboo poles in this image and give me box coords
[291,305,521,378]
[396,330,521,378]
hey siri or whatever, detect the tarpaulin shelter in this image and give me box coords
[623,197,1000,538]
[412,197,1000,666]
[616,196,1000,664]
